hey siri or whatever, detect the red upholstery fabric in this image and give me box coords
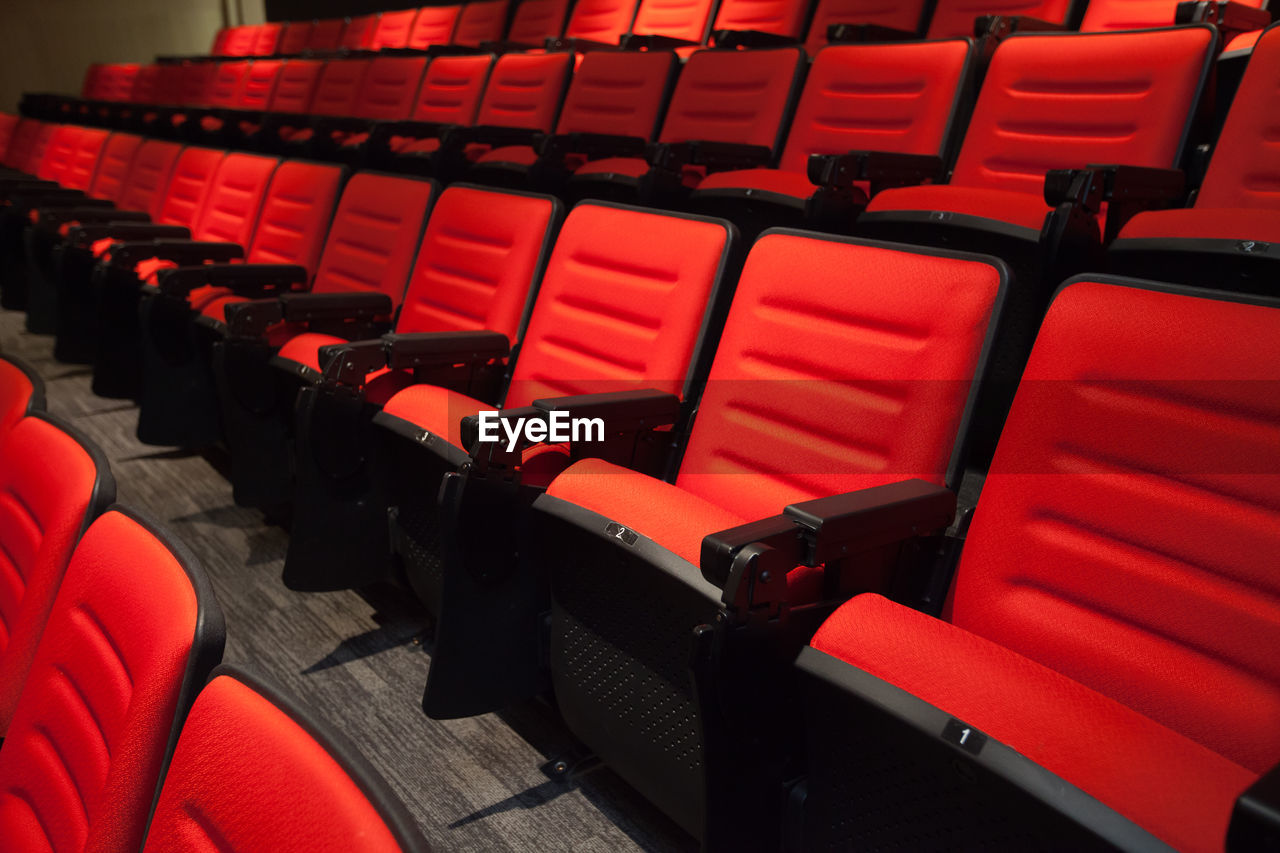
[695,166,817,198]
[811,594,1256,853]
[409,54,493,125]
[370,8,420,49]
[0,510,201,853]
[380,383,493,449]
[352,57,428,121]
[23,123,56,176]
[476,145,540,166]
[474,53,573,134]
[177,62,217,106]
[508,0,571,43]
[563,0,639,43]
[251,22,283,55]
[407,5,463,48]
[206,61,252,108]
[952,280,1280,778]
[927,0,1074,38]
[711,0,809,39]
[341,14,379,50]
[279,21,314,55]
[307,19,347,52]
[115,140,184,220]
[85,133,144,203]
[142,674,407,853]
[804,0,927,53]
[1081,0,1263,31]
[237,59,284,110]
[61,128,109,193]
[36,125,80,184]
[187,152,279,247]
[266,60,325,114]
[631,0,716,43]
[452,0,510,46]
[1225,28,1264,52]
[865,183,1052,230]
[1116,206,1280,242]
[0,418,100,733]
[2,119,40,170]
[128,65,162,104]
[152,146,226,229]
[310,59,374,118]
[244,161,344,276]
[221,25,257,57]
[571,156,649,179]
[0,360,34,437]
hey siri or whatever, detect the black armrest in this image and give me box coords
[13,188,89,207]
[619,33,700,49]
[826,23,919,43]
[478,39,542,52]
[108,239,244,268]
[712,28,799,48]
[531,389,680,434]
[974,14,1068,39]
[1229,761,1280,851]
[537,131,648,161]
[808,150,946,196]
[157,263,307,299]
[544,36,620,52]
[1177,0,1274,41]
[425,44,489,57]
[1043,164,1185,243]
[317,338,389,384]
[278,291,392,324]
[222,298,283,337]
[383,330,511,371]
[647,140,773,172]
[701,479,956,613]
[72,223,191,249]
[0,178,58,193]
[446,124,544,150]
[37,206,146,229]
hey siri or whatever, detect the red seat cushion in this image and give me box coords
[694,167,817,200]
[1116,206,1280,243]
[475,144,538,166]
[812,593,1257,853]
[546,457,824,599]
[864,183,1052,232]
[572,156,649,180]
[274,333,412,405]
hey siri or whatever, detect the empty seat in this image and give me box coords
[370,8,422,49]
[803,0,931,53]
[0,508,224,852]
[689,38,975,237]
[366,54,495,169]
[452,0,511,45]
[221,24,259,57]
[0,355,44,436]
[0,410,113,737]
[407,4,464,48]
[135,159,346,448]
[625,0,717,46]
[926,0,1080,38]
[1109,22,1280,292]
[471,49,677,188]
[708,0,812,42]
[252,21,285,55]
[556,0,641,45]
[259,58,372,151]
[308,18,348,52]
[505,0,572,45]
[499,232,1007,846]
[1080,0,1265,31]
[797,276,1280,852]
[342,13,381,50]
[310,56,430,162]
[142,667,430,853]
[568,47,806,204]
[278,185,562,582]
[279,20,315,55]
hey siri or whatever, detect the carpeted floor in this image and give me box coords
[0,307,694,852]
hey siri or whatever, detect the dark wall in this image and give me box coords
[263,0,450,21]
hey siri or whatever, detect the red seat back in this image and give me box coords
[279,20,314,55]
[554,50,676,140]
[62,127,111,193]
[2,119,39,170]
[408,5,464,48]
[211,26,233,55]
[950,27,1215,196]
[23,123,57,176]
[308,18,348,51]
[353,56,429,120]
[189,153,279,247]
[805,0,929,53]
[1193,24,1280,210]
[778,40,973,175]
[563,0,640,43]
[206,60,252,108]
[177,61,218,106]
[453,0,510,45]
[631,0,717,43]
[657,47,805,157]
[711,0,810,40]
[341,13,380,50]
[310,59,374,118]
[267,59,326,114]
[245,162,347,280]
[676,233,1002,523]
[504,203,733,407]
[926,0,1077,38]
[252,21,284,55]
[222,24,258,56]
[236,59,284,109]
[97,64,142,102]
[311,173,437,303]
[951,279,1280,775]
[396,185,560,342]
[1081,0,1263,31]
[128,64,163,104]
[0,508,223,853]
[0,414,111,733]
[153,147,227,229]
[85,133,144,203]
[36,125,80,184]
[371,8,420,49]
[475,52,574,132]
[80,63,107,99]
[142,668,429,853]
[115,140,185,220]
[507,0,572,44]
[0,356,42,437]
[409,54,494,124]
[152,64,187,106]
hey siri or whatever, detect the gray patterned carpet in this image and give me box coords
[0,307,693,853]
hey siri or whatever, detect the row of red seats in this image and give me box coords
[0,356,429,851]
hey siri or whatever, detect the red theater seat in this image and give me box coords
[308,18,349,52]
[279,20,314,55]
[142,667,430,853]
[407,5,464,49]
[452,0,510,46]
[0,355,44,436]
[797,277,1280,852]
[803,0,930,53]
[925,0,1079,38]
[367,54,495,168]
[505,0,572,45]
[0,508,224,853]
[341,13,381,51]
